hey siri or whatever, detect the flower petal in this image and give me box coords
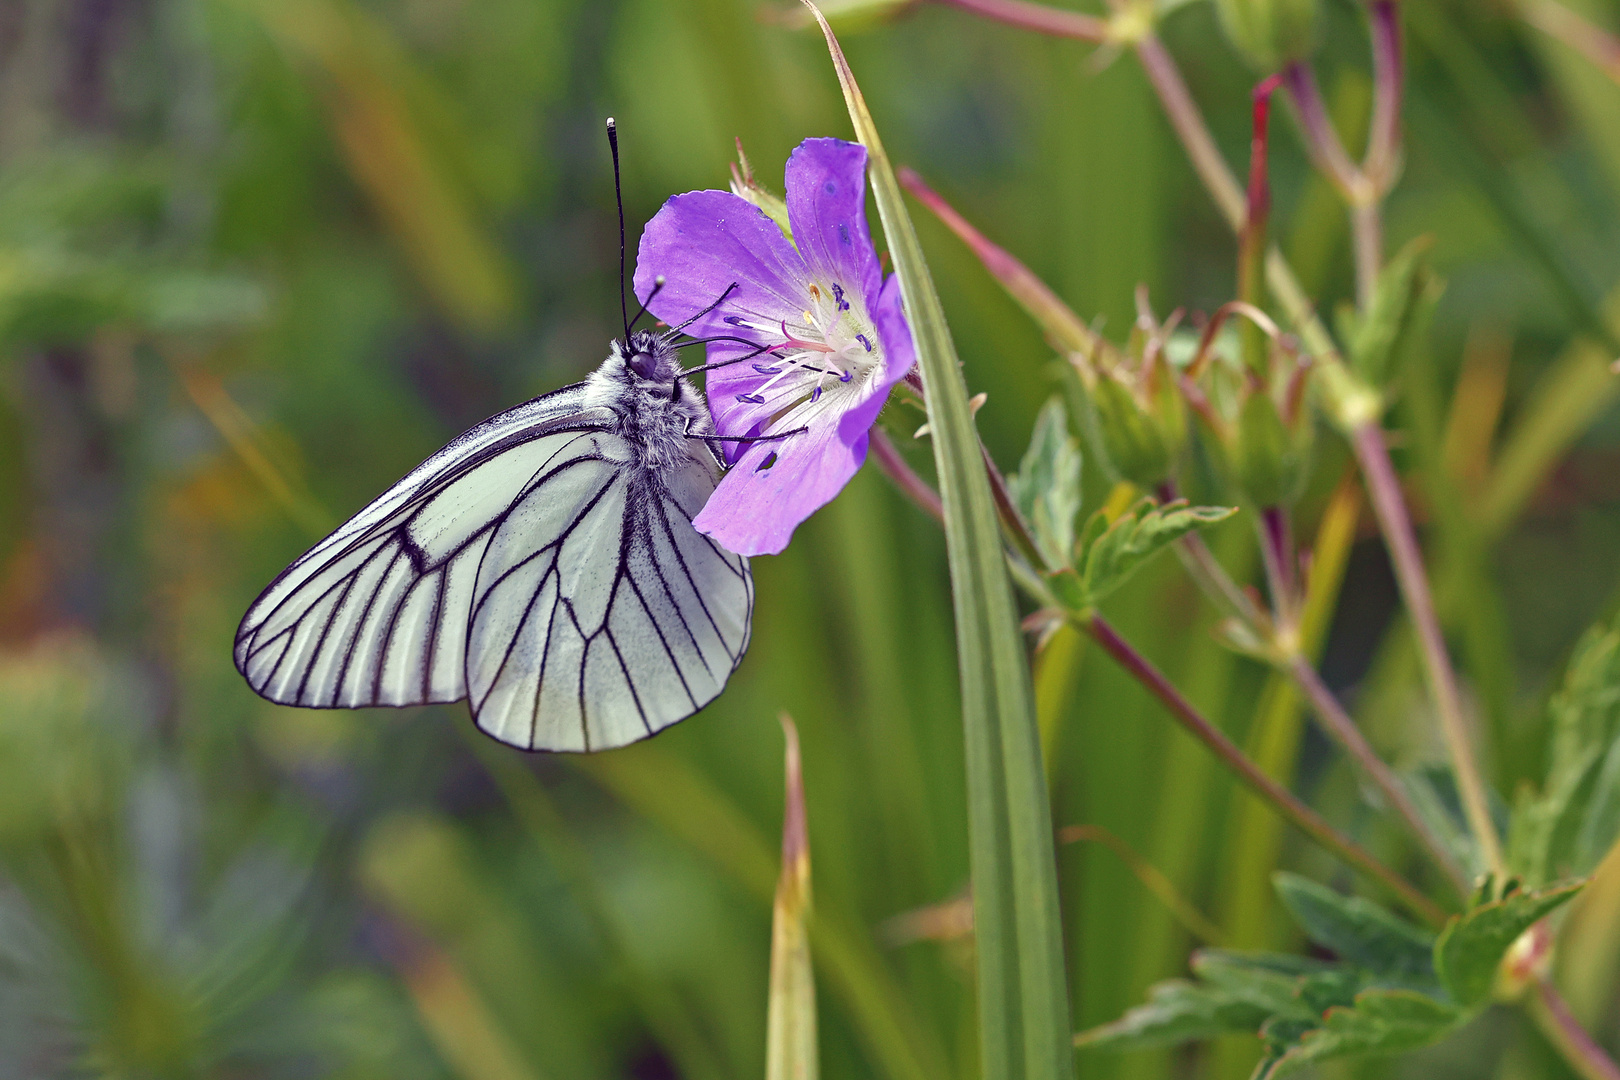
[693,413,871,556]
[633,189,807,340]
[783,138,880,302]
[866,272,916,399]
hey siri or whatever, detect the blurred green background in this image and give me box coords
[2,0,1619,1076]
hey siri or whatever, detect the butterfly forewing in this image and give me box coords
[235,381,753,753]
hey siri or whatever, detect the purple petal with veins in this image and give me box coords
[634,137,915,556]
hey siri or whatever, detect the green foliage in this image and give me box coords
[1213,0,1319,71]
[1258,989,1465,1079]
[1433,881,1584,1006]
[1511,612,1620,885]
[1069,364,1181,490]
[1335,236,1439,389]
[1008,398,1083,571]
[1271,872,1437,984]
[1047,497,1235,610]
[1084,870,1589,1073]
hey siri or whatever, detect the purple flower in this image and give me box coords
[633,137,915,556]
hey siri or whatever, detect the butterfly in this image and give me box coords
[234,120,768,752]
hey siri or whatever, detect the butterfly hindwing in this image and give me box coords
[467,440,752,752]
[234,385,614,710]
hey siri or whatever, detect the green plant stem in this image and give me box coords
[1351,199,1383,310]
[1082,612,1447,926]
[802,10,1072,1080]
[1529,977,1620,1080]
[1351,420,1504,877]
[1134,33,1245,228]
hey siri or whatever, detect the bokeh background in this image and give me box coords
[2,0,1620,1077]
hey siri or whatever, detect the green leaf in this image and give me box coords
[1510,615,1620,885]
[803,10,1071,1080]
[1190,950,1330,1022]
[1075,498,1237,607]
[1259,989,1465,1078]
[1074,979,1269,1051]
[1272,873,1436,983]
[1432,880,1585,1006]
[1342,236,1438,387]
[1007,398,1082,570]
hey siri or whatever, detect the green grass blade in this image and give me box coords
[572,747,952,1080]
[800,8,1072,1080]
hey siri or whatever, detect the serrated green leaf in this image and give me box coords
[1073,979,1269,1051]
[1007,398,1082,571]
[1260,989,1465,1079]
[1432,881,1584,1006]
[1273,873,1436,983]
[1076,498,1236,607]
[1190,950,1325,1021]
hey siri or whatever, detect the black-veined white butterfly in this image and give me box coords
[234,120,768,752]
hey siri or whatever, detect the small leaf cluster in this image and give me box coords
[1078,873,1583,1078]
[1008,398,1234,611]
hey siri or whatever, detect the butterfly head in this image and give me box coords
[614,329,684,389]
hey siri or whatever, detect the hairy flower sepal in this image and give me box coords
[1064,305,1187,490]
[1182,308,1316,507]
[636,137,916,556]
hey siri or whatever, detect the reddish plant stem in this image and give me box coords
[1281,62,1364,199]
[1365,0,1404,190]
[1286,655,1469,896]
[1085,613,1447,926]
[1531,977,1620,1080]
[870,429,943,524]
[1524,0,1620,86]
[928,0,1106,41]
[1240,75,1283,374]
[1352,420,1504,876]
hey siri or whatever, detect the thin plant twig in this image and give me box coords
[1352,421,1504,876]
[1286,655,1469,896]
[1521,0,1620,88]
[1059,824,1226,944]
[1365,0,1404,190]
[871,428,943,523]
[1530,977,1620,1080]
[1084,613,1448,926]
[929,0,1107,42]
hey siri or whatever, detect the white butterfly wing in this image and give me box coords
[235,383,753,752]
[234,385,612,709]
[467,441,753,752]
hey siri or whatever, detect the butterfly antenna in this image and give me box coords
[607,117,631,343]
[628,275,665,332]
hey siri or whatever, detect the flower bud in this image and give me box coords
[1214,0,1319,71]
[1069,358,1185,491]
